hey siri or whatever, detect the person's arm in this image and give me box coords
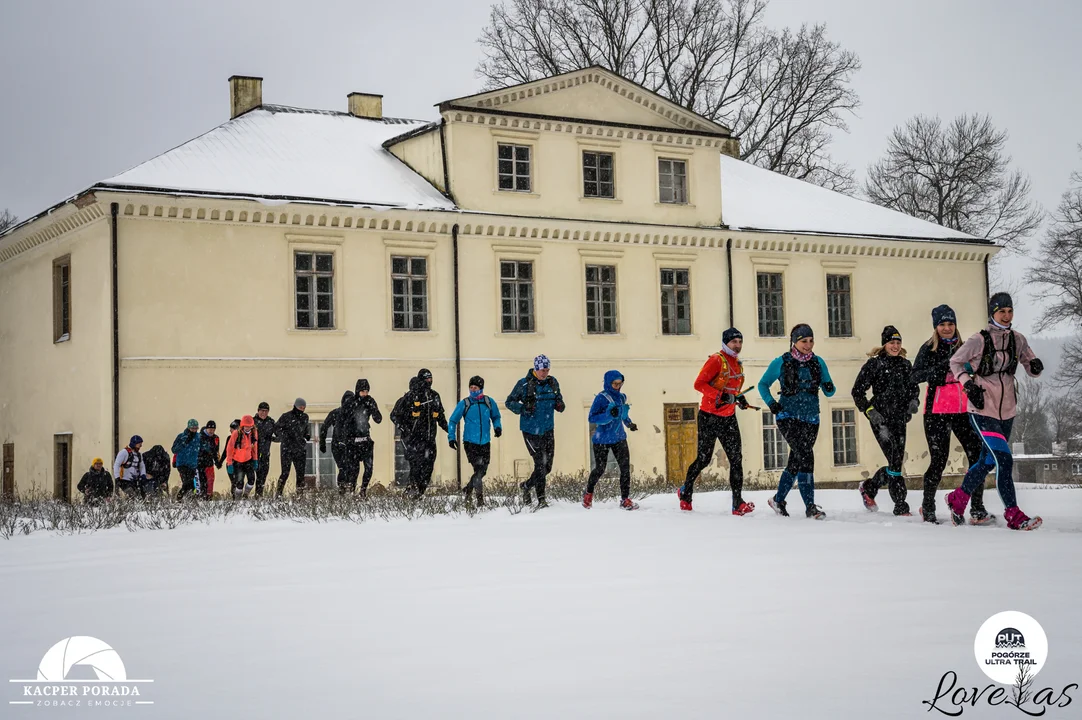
[505,379,525,415]
[138,455,148,479]
[78,471,89,494]
[218,441,228,467]
[818,357,836,397]
[552,378,566,412]
[435,395,449,432]
[757,357,783,409]
[319,412,335,445]
[905,359,920,403]
[447,400,465,443]
[851,360,874,415]
[949,333,984,384]
[587,393,614,426]
[113,451,126,480]
[225,432,236,466]
[910,343,941,385]
[368,396,383,424]
[272,415,284,443]
[302,415,312,442]
[1017,335,1042,377]
[693,355,722,395]
[170,434,182,455]
[489,398,502,432]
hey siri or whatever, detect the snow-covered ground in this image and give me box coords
[2,487,1080,719]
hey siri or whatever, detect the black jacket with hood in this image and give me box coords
[77,466,114,500]
[852,353,919,419]
[391,376,448,447]
[274,407,311,453]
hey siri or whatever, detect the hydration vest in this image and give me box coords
[780,353,822,397]
[976,330,1018,377]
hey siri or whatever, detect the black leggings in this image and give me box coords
[256,454,271,496]
[864,417,909,510]
[683,411,743,505]
[463,442,491,498]
[405,443,437,498]
[276,449,306,497]
[231,460,255,498]
[176,466,198,500]
[922,412,986,514]
[586,440,631,500]
[777,418,819,474]
[522,430,555,501]
[332,443,360,494]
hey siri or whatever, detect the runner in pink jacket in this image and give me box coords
[946,293,1045,530]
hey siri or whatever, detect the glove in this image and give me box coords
[555,400,566,413]
[736,396,750,410]
[964,380,985,410]
[609,406,621,418]
[494,426,502,438]
[822,381,835,394]
[866,408,885,426]
[319,441,327,454]
[628,422,638,432]
[768,401,783,415]
[226,464,234,476]
[522,398,537,416]
[449,439,458,451]
[253,460,259,471]
[907,399,920,416]
[715,392,735,409]
[1030,358,1044,376]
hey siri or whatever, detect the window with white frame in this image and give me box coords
[305,422,336,489]
[585,264,618,334]
[294,252,334,329]
[500,260,535,333]
[660,268,691,335]
[757,272,785,337]
[583,151,615,198]
[658,158,688,204]
[762,412,790,471]
[391,256,429,331]
[832,409,858,466]
[53,255,71,342]
[826,274,853,338]
[498,143,531,192]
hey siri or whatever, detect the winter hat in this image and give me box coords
[881,326,902,345]
[468,375,485,391]
[533,354,551,370]
[129,435,143,446]
[294,398,306,409]
[789,324,814,345]
[205,421,217,430]
[989,292,1013,318]
[230,419,241,431]
[257,401,270,411]
[418,368,433,382]
[92,457,104,467]
[931,304,956,328]
[722,327,743,345]
[187,419,199,430]
[356,378,370,394]
[241,415,255,428]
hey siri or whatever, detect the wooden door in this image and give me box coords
[664,404,699,484]
[54,435,72,502]
[2,443,13,500]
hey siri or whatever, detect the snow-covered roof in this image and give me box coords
[97,106,454,211]
[719,154,981,243]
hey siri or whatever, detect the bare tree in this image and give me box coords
[1047,393,1082,451]
[1031,146,1082,387]
[1013,377,1053,454]
[864,114,1042,251]
[477,0,861,193]
[0,209,16,234]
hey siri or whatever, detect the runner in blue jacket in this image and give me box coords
[448,375,502,506]
[757,324,836,520]
[582,370,639,510]
[505,354,565,507]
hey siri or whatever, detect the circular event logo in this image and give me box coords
[974,611,1048,684]
[36,636,128,682]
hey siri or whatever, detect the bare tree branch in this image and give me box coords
[477,0,860,193]
[0,209,17,234]
[864,114,1042,251]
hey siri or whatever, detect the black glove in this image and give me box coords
[319,441,327,454]
[822,381,835,394]
[1030,358,1044,376]
[768,401,783,415]
[628,422,638,432]
[907,399,920,416]
[715,392,735,409]
[736,396,750,410]
[449,439,458,451]
[555,400,566,413]
[964,380,985,410]
[494,426,502,438]
[609,406,620,418]
[522,397,537,416]
[866,408,885,426]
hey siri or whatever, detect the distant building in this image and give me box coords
[1012,442,1082,483]
[0,68,996,499]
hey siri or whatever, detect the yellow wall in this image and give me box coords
[388,128,446,193]
[0,214,113,499]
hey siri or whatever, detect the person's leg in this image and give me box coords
[537,430,555,503]
[332,444,347,493]
[614,440,631,500]
[418,444,437,495]
[717,415,744,509]
[793,422,820,508]
[682,412,722,500]
[522,432,544,500]
[289,452,306,497]
[885,420,909,514]
[255,455,271,497]
[277,446,292,497]
[952,414,989,515]
[863,421,896,500]
[774,418,800,503]
[585,443,610,495]
[345,447,362,495]
[922,413,952,516]
[359,442,375,496]
[948,414,1001,518]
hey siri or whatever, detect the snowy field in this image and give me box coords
[2,487,1080,719]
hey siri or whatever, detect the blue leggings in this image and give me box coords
[961,415,1017,509]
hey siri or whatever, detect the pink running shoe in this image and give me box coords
[1004,506,1042,531]
[945,488,970,526]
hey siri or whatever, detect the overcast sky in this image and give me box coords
[2,0,1079,334]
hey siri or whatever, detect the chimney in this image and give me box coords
[229,75,263,119]
[348,92,383,120]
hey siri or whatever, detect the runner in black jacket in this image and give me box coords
[852,326,919,515]
[253,402,276,496]
[390,370,448,498]
[274,399,311,497]
[910,304,988,524]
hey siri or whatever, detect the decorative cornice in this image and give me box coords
[0,202,106,264]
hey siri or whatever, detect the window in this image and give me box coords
[756,272,785,337]
[1052,463,1058,470]
[305,422,336,490]
[54,434,72,502]
[52,255,71,342]
[660,269,692,336]
[826,274,853,338]
[391,256,429,331]
[583,151,615,198]
[1071,462,1082,476]
[394,428,410,486]
[500,260,535,332]
[762,412,790,471]
[588,423,620,476]
[658,159,688,204]
[1044,464,1051,470]
[294,252,334,329]
[585,264,618,334]
[498,143,531,192]
[832,409,858,466]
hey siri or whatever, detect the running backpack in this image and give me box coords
[780,353,822,396]
[976,330,1018,377]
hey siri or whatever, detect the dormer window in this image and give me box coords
[658,158,688,204]
[498,143,532,192]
